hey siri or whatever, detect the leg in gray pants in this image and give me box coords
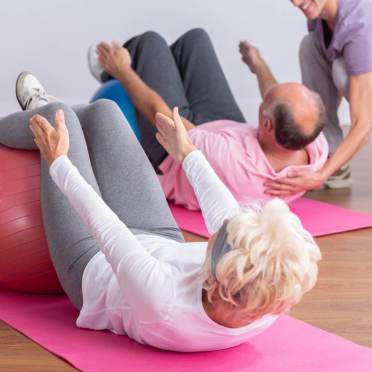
[102,28,245,171]
[0,99,184,310]
[300,33,343,153]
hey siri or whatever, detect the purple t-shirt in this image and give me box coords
[308,0,372,75]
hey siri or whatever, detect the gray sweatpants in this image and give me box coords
[0,100,184,309]
[300,33,349,153]
[102,28,245,171]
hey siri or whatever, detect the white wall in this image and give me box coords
[0,0,348,122]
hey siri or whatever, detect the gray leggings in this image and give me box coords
[102,28,246,171]
[0,100,184,309]
[300,33,343,153]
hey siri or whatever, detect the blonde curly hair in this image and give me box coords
[202,198,321,322]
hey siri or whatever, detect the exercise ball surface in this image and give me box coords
[91,79,141,139]
[0,145,63,294]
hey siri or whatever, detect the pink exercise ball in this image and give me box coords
[0,145,63,294]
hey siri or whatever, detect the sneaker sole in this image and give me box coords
[324,178,352,189]
[15,71,31,110]
[87,44,104,83]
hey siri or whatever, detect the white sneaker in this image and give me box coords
[87,44,104,82]
[325,164,352,189]
[16,72,56,111]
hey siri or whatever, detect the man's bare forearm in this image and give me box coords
[116,67,195,130]
[116,66,170,124]
[239,42,278,98]
[254,61,278,98]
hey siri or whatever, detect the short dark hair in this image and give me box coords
[272,99,326,150]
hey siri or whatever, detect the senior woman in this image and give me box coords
[0,73,321,352]
[247,0,372,195]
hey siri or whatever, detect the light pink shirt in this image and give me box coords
[159,120,329,210]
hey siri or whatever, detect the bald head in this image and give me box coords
[261,83,326,150]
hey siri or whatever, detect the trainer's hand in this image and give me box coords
[29,110,70,166]
[96,41,132,78]
[264,169,325,197]
[155,107,196,163]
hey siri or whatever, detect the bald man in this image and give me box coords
[88,29,328,209]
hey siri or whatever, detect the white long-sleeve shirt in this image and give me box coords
[50,150,278,352]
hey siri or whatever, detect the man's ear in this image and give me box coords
[264,118,274,132]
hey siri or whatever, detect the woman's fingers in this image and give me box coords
[30,116,48,139]
[156,121,170,138]
[155,132,166,147]
[155,113,175,136]
[155,132,172,154]
[263,180,301,196]
[156,112,175,127]
[264,189,292,197]
[54,110,66,132]
[32,115,54,133]
[172,107,183,128]
[30,115,45,131]
[29,121,43,139]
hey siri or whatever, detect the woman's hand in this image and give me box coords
[264,169,326,197]
[96,41,132,78]
[155,107,196,163]
[29,110,70,166]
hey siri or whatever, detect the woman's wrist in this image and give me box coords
[315,163,335,186]
[48,154,68,170]
[179,144,197,163]
[320,157,340,182]
[47,153,65,167]
[316,170,328,186]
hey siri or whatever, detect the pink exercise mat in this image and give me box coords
[169,198,372,238]
[1,288,372,372]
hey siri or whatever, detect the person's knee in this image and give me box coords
[89,99,132,132]
[90,98,121,115]
[299,33,318,64]
[139,30,167,48]
[41,102,76,129]
[332,58,349,98]
[182,28,211,45]
[46,101,73,115]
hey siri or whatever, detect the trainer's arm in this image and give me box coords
[263,72,372,196]
[320,73,372,178]
[97,42,195,130]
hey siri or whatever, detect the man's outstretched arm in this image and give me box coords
[96,42,195,130]
[239,41,278,98]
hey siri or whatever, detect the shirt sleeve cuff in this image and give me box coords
[49,155,71,181]
[182,150,204,171]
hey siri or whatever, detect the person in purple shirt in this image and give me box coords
[256,0,372,195]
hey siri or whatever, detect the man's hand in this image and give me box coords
[264,169,326,197]
[155,107,196,163]
[96,41,132,78]
[239,41,263,74]
[29,110,70,166]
